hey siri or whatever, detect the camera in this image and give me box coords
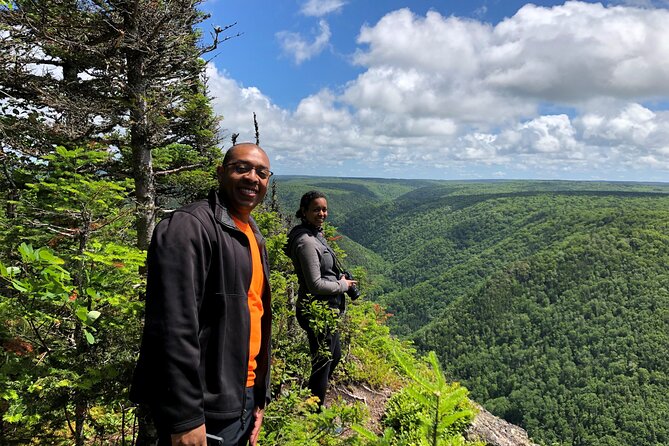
[344,271,361,300]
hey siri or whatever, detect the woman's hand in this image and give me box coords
[341,274,357,290]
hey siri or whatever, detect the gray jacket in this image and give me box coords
[286,223,348,311]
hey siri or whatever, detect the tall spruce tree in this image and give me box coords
[0,0,225,249]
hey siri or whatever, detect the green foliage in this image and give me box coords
[397,352,473,438]
[384,352,474,446]
[253,207,293,271]
[340,302,404,389]
[146,140,223,208]
[0,242,143,443]
[354,351,475,446]
[4,146,134,253]
[260,383,365,445]
[414,221,669,445]
[0,146,143,444]
[303,299,340,356]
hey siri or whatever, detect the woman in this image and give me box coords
[286,190,357,408]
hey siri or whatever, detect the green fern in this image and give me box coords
[353,348,477,445]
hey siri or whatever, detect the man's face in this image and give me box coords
[218,145,271,217]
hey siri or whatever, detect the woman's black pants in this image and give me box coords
[296,309,341,407]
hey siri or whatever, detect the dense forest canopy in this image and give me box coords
[275,177,669,446]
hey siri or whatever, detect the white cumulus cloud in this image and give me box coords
[276,19,331,65]
[347,2,669,124]
[301,0,346,17]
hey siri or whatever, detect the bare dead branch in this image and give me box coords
[254,112,260,145]
[154,163,204,176]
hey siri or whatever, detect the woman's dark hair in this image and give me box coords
[295,190,327,219]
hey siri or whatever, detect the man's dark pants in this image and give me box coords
[155,387,255,446]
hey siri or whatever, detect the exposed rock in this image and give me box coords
[466,404,539,446]
[333,383,539,446]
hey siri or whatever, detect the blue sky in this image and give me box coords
[199,0,669,181]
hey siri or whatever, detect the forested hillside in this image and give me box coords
[276,176,433,226]
[414,214,669,445]
[275,177,669,446]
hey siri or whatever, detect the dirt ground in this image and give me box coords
[328,383,394,434]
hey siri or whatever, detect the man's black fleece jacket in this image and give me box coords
[130,190,272,434]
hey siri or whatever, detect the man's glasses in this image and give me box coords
[225,162,273,180]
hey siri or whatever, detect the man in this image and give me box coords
[130,143,273,446]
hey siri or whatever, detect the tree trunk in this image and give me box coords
[125,2,156,250]
[133,404,158,446]
[74,397,86,446]
[132,131,155,250]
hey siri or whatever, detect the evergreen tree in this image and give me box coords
[0,0,226,248]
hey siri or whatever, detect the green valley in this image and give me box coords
[275,178,669,446]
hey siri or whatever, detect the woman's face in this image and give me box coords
[304,197,328,228]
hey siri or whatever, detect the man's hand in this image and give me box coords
[249,406,265,445]
[171,424,206,446]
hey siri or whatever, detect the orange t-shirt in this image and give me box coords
[232,216,265,387]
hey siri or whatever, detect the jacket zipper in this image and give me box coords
[213,192,267,426]
[240,234,252,429]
